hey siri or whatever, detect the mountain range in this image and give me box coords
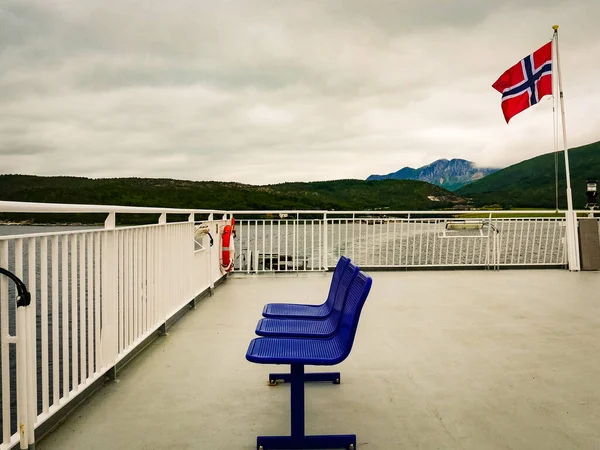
[1,139,599,221]
[367,159,500,191]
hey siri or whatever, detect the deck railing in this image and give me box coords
[0,202,579,449]
[232,211,569,272]
[0,202,227,450]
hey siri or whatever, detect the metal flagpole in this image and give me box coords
[553,83,559,211]
[553,25,580,271]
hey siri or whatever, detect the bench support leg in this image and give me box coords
[268,371,340,385]
[257,364,356,450]
[290,363,305,438]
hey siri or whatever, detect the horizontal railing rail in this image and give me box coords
[0,201,225,215]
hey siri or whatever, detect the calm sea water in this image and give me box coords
[0,225,98,237]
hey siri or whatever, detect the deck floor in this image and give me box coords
[38,270,600,450]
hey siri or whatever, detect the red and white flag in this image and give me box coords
[492,41,553,123]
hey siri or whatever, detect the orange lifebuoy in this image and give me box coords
[220,218,235,273]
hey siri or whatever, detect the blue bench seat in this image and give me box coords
[247,335,348,365]
[255,317,337,339]
[262,256,350,319]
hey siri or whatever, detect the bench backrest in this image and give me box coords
[324,256,351,310]
[335,271,373,360]
[329,261,359,325]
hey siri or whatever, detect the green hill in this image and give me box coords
[0,175,464,223]
[456,140,600,209]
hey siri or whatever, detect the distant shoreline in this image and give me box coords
[0,221,98,226]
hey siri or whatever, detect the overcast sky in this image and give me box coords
[1,0,599,185]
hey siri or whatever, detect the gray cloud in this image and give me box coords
[1,0,599,185]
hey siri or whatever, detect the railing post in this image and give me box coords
[296,213,300,271]
[158,210,169,331]
[105,211,116,229]
[565,210,581,271]
[16,304,29,449]
[102,213,118,376]
[26,238,37,450]
[207,214,215,287]
[13,239,32,449]
[0,242,10,447]
[486,212,492,269]
[322,213,328,270]
[188,213,198,297]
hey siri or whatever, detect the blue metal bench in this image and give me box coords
[257,262,359,385]
[246,271,373,450]
[262,256,350,319]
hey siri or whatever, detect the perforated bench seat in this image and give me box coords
[261,301,330,319]
[262,256,350,319]
[255,317,337,339]
[247,335,347,365]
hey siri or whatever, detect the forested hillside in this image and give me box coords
[0,175,464,223]
[456,140,600,209]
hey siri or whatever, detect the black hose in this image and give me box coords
[0,267,31,307]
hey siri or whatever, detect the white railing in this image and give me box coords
[325,216,566,267]
[232,211,570,272]
[0,201,227,450]
[0,202,580,449]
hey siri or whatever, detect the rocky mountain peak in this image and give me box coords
[367,159,500,191]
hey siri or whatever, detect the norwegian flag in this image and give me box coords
[493,41,553,123]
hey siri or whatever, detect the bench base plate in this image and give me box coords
[268,372,340,385]
[257,433,356,449]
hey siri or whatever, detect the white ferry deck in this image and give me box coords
[37,270,600,450]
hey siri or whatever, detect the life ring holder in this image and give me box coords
[220,217,236,274]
